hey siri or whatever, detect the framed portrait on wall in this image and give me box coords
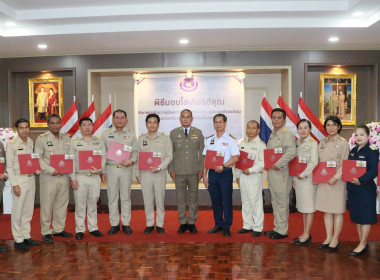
[28,77,64,127]
[319,73,357,126]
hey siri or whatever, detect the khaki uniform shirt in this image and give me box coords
[6,136,35,187]
[236,136,266,178]
[296,135,319,179]
[34,131,71,175]
[101,127,138,165]
[267,125,296,168]
[136,132,173,176]
[168,126,204,175]
[69,135,106,180]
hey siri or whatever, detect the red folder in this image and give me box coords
[106,142,131,163]
[235,151,255,170]
[264,148,283,170]
[138,152,162,170]
[78,150,102,170]
[18,154,41,175]
[204,150,224,170]
[312,161,337,184]
[0,157,4,174]
[342,160,367,182]
[50,154,74,174]
[288,157,307,176]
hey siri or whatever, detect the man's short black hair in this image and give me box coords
[79,117,93,126]
[47,114,61,124]
[146,113,160,123]
[213,114,227,122]
[180,109,192,116]
[113,109,127,118]
[15,119,30,128]
[271,108,286,119]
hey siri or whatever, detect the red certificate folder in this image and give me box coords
[235,151,255,170]
[18,154,41,175]
[138,152,161,170]
[204,150,224,170]
[288,157,307,176]
[106,142,131,163]
[264,148,283,170]
[78,150,102,170]
[342,160,367,182]
[0,157,4,174]
[50,154,74,174]
[312,161,337,184]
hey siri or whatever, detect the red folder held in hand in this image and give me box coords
[204,150,224,170]
[138,152,161,170]
[235,151,254,170]
[78,150,102,170]
[312,161,337,184]
[288,157,307,176]
[0,157,4,174]
[264,148,283,170]
[106,142,131,163]
[342,160,367,182]
[18,154,41,175]
[50,154,74,174]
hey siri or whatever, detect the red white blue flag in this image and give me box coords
[259,96,273,144]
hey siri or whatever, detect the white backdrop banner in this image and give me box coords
[134,73,244,139]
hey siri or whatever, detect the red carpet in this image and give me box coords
[0,208,379,243]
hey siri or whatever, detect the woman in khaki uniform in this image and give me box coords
[293,119,318,245]
[315,116,349,252]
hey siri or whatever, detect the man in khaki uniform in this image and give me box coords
[70,117,106,240]
[35,114,73,243]
[136,113,173,234]
[0,141,8,252]
[264,108,296,239]
[169,109,204,234]
[102,109,138,235]
[6,119,41,251]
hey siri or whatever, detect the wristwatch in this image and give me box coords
[157,167,161,172]
[222,165,226,170]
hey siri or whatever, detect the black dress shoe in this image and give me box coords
[295,235,312,246]
[90,230,104,237]
[252,231,261,237]
[264,230,276,236]
[43,234,54,243]
[122,225,132,235]
[237,228,253,234]
[144,226,154,234]
[270,232,288,239]
[223,228,231,237]
[24,238,40,246]
[326,243,340,252]
[0,245,7,252]
[14,242,29,251]
[293,237,300,242]
[349,244,369,256]
[156,226,165,234]
[177,224,188,234]
[188,224,197,234]
[207,227,223,234]
[318,243,330,249]
[76,232,84,240]
[53,231,73,238]
[108,226,120,235]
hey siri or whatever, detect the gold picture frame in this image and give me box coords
[319,73,357,126]
[29,77,64,128]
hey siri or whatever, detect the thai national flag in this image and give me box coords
[259,96,273,144]
[60,100,78,137]
[276,95,300,139]
[298,97,327,142]
[93,102,112,137]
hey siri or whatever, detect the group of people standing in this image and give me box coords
[0,108,378,259]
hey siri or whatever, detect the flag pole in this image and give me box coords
[300,92,303,98]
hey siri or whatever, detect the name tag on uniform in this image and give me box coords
[222,142,229,146]
[274,148,282,154]
[108,135,115,138]
[299,157,307,163]
[47,141,53,146]
[76,144,83,147]
[327,161,336,167]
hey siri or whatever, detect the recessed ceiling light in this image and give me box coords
[329,37,339,42]
[352,12,364,17]
[179,39,189,45]
[38,44,48,49]
[5,22,16,27]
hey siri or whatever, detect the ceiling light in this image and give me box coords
[352,12,364,17]
[38,44,47,49]
[329,37,339,42]
[186,70,192,78]
[5,22,16,27]
[179,39,189,45]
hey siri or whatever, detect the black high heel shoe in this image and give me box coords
[295,235,312,246]
[326,243,340,252]
[318,243,329,249]
[349,244,369,256]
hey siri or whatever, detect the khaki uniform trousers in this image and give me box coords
[141,171,167,227]
[40,174,70,235]
[240,173,264,232]
[11,175,36,243]
[74,174,101,233]
[267,168,292,235]
[106,164,132,226]
[175,174,199,224]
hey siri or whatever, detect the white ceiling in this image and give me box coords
[1,0,380,57]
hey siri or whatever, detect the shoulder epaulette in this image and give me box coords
[72,137,79,140]
[206,134,215,139]
[339,136,346,141]
[95,136,102,140]
[161,132,168,136]
[191,126,201,131]
[127,128,135,133]
[370,145,376,150]
[260,140,265,144]
[310,138,316,142]
[40,131,49,136]
[138,133,144,139]
[229,133,236,139]
[281,128,287,133]
[105,127,112,131]
[9,138,16,144]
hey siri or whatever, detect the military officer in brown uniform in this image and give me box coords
[169,109,204,234]
[69,117,106,240]
[6,119,41,251]
[136,113,173,234]
[0,141,8,252]
[101,109,138,235]
[264,108,296,239]
[35,114,73,243]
